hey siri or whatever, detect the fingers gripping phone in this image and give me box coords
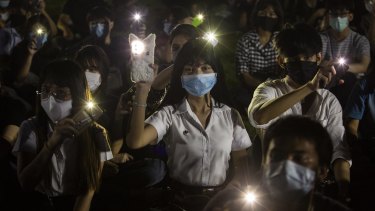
[72,103,103,134]
[129,33,156,83]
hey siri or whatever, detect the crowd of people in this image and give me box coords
[1,0,374,210]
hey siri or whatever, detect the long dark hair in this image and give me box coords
[75,45,110,95]
[164,38,231,108]
[36,60,101,194]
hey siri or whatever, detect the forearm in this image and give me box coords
[73,189,95,211]
[367,16,375,45]
[18,142,55,190]
[126,90,148,149]
[253,84,313,124]
[41,10,57,36]
[111,139,123,155]
[333,158,350,182]
[348,63,369,74]
[16,54,33,82]
[152,65,173,90]
[231,150,249,183]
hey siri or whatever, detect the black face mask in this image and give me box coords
[256,16,278,32]
[286,61,318,85]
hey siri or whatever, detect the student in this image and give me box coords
[235,0,284,113]
[248,23,351,202]
[13,60,112,211]
[204,116,351,211]
[126,38,251,210]
[320,0,370,107]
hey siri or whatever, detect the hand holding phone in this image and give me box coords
[72,102,103,134]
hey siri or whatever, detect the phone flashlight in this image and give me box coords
[244,191,257,204]
[133,13,141,21]
[203,31,218,47]
[86,101,95,110]
[36,28,44,35]
[197,13,204,21]
[337,57,346,66]
[131,40,145,55]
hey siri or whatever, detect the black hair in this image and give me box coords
[263,115,333,168]
[169,6,191,25]
[325,0,355,13]
[275,23,322,58]
[36,60,101,194]
[169,24,201,43]
[251,0,284,31]
[75,45,110,94]
[164,38,230,107]
[24,15,51,35]
[87,6,113,22]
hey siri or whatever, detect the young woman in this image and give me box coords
[13,60,112,211]
[126,38,252,210]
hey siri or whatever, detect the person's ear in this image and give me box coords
[277,55,285,69]
[348,13,354,22]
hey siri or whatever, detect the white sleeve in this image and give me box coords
[231,109,252,151]
[12,119,37,154]
[145,106,172,143]
[248,82,279,129]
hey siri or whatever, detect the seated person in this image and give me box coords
[204,116,351,211]
[126,38,252,210]
[248,23,351,201]
[13,60,112,211]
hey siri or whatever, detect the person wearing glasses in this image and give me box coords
[320,0,370,107]
[126,39,251,210]
[13,60,112,211]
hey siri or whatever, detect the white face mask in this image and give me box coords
[0,12,9,21]
[85,71,101,92]
[41,96,72,122]
[263,160,316,201]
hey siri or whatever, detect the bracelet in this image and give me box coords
[132,102,147,108]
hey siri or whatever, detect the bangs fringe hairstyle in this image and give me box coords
[75,45,110,94]
[251,0,284,31]
[164,38,231,108]
[36,60,101,194]
[263,115,333,168]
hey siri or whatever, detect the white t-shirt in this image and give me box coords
[248,79,351,164]
[13,117,113,196]
[145,98,252,187]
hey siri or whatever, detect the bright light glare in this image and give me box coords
[197,13,204,20]
[133,13,141,21]
[244,191,256,204]
[36,28,44,35]
[338,57,346,65]
[86,101,94,109]
[131,40,145,55]
[204,32,216,42]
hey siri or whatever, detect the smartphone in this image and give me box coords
[129,33,156,83]
[35,33,47,49]
[72,103,103,134]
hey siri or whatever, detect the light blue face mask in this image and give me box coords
[181,73,217,97]
[90,23,106,38]
[329,16,349,32]
[263,160,316,201]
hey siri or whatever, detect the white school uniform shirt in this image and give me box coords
[13,117,113,196]
[248,78,351,164]
[145,98,251,187]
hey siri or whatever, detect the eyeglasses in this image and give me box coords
[37,87,71,101]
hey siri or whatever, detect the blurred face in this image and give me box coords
[171,34,190,61]
[182,58,214,75]
[257,5,278,19]
[40,82,72,101]
[178,16,193,25]
[89,17,112,38]
[265,138,319,171]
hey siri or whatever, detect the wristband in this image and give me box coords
[132,102,147,108]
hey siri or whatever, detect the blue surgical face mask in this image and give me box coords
[181,73,217,97]
[263,160,316,201]
[90,23,106,38]
[329,16,349,32]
